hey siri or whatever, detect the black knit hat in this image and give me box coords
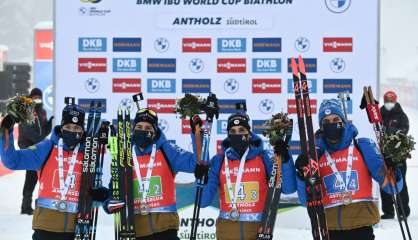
[227,113,251,132]
[30,88,43,98]
[134,108,158,131]
[61,105,85,130]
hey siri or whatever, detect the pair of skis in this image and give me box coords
[363,87,412,240]
[256,120,293,240]
[74,101,108,240]
[291,56,330,240]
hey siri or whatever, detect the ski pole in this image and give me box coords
[337,91,350,120]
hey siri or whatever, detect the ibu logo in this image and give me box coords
[217,120,228,134]
[252,58,281,73]
[147,79,176,93]
[113,58,141,72]
[78,37,107,52]
[217,38,246,52]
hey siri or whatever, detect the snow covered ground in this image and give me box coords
[0,108,417,239]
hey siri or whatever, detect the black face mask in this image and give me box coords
[229,134,250,156]
[62,130,82,149]
[133,130,154,149]
[322,122,344,144]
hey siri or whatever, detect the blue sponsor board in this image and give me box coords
[252,58,281,73]
[217,120,228,134]
[112,58,141,72]
[78,37,107,52]
[252,120,268,134]
[218,99,246,114]
[323,79,353,93]
[289,141,302,155]
[252,38,282,52]
[287,58,317,73]
[182,79,211,93]
[217,38,246,52]
[287,79,317,93]
[147,58,176,73]
[147,79,176,93]
[113,38,141,52]
[78,98,107,113]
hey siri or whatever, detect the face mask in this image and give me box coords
[384,102,395,111]
[322,122,344,144]
[33,99,42,104]
[62,130,82,149]
[229,134,249,156]
[133,130,154,149]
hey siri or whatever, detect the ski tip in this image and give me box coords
[290,58,298,76]
[298,55,306,74]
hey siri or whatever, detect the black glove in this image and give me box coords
[190,115,203,134]
[195,163,209,184]
[89,187,110,202]
[272,139,290,163]
[203,93,219,120]
[295,154,309,180]
[45,116,54,135]
[360,94,379,110]
[0,115,17,131]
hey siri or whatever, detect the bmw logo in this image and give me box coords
[85,78,100,93]
[79,7,88,15]
[189,58,204,73]
[224,79,239,94]
[43,85,53,111]
[325,0,351,13]
[154,37,169,53]
[259,99,274,114]
[119,98,133,111]
[330,58,346,73]
[295,37,310,52]
[158,119,169,133]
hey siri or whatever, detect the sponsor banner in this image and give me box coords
[112,78,141,93]
[217,120,228,135]
[217,38,246,52]
[287,79,317,93]
[78,98,107,113]
[287,58,317,73]
[182,119,207,134]
[252,79,281,93]
[252,58,281,73]
[323,37,353,52]
[252,38,282,52]
[113,37,141,52]
[323,79,353,93]
[216,140,223,155]
[252,120,268,134]
[78,37,107,52]
[182,38,211,52]
[217,58,246,73]
[78,58,107,72]
[182,79,211,93]
[147,58,176,73]
[35,30,53,60]
[289,140,302,155]
[147,79,176,93]
[287,99,317,114]
[218,99,246,114]
[112,58,141,72]
[147,99,176,113]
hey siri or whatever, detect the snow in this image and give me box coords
[0,108,417,239]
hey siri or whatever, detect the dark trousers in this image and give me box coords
[22,170,38,208]
[32,229,74,240]
[329,226,375,240]
[136,229,179,240]
[380,164,410,217]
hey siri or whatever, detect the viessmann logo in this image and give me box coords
[287,99,317,114]
[78,58,107,72]
[252,79,281,93]
[112,78,141,93]
[147,99,176,113]
[217,58,246,73]
[323,37,353,52]
[182,38,211,52]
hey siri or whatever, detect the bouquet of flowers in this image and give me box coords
[382,130,415,164]
[263,112,292,146]
[6,96,35,124]
[175,94,204,119]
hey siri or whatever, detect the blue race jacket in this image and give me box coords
[0,126,77,170]
[296,122,403,205]
[199,133,297,208]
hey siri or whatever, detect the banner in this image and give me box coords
[55,0,379,238]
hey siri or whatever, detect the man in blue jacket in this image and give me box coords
[196,110,296,240]
[295,99,403,240]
